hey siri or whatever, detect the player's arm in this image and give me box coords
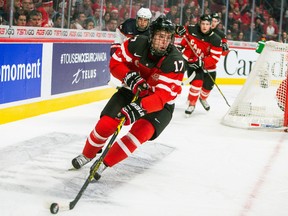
[110,27,127,56]
[109,40,132,81]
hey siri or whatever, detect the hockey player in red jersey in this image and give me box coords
[176,14,222,116]
[197,12,230,111]
[72,16,186,179]
[110,7,152,56]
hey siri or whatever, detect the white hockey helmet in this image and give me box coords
[136,8,152,31]
[136,8,152,20]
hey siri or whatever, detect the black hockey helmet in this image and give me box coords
[150,15,175,37]
[199,14,212,23]
[211,12,220,20]
[149,15,175,56]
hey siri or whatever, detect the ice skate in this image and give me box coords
[199,98,210,111]
[185,105,195,117]
[71,154,92,169]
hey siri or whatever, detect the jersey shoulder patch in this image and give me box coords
[127,35,149,56]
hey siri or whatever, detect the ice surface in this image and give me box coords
[0,85,287,216]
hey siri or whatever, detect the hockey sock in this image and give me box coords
[104,119,154,167]
[188,79,203,105]
[200,88,211,100]
[83,115,121,159]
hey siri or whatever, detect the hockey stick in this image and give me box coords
[50,91,139,214]
[183,36,230,107]
[181,71,196,85]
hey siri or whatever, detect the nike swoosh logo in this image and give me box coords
[134,53,142,57]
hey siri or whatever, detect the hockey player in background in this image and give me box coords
[196,12,230,111]
[72,16,186,180]
[175,14,222,117]
[110,7,152,56]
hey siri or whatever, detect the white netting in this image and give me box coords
[222,41,288,129]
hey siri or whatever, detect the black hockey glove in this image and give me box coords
[123,71,149,97]
[175,44,184,52]
[118,99,147,125]
[175,25,186,37]
[222,42,229,52]
[188,59,203,70]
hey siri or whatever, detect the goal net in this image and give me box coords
[222,41,288,129]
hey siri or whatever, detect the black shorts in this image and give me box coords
[203,71,216,90]
[101,87,175,140]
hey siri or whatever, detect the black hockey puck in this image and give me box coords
[50,203,59,214]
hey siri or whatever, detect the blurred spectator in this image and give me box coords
[254,6,265,23]
[284,9,288,32]
[272,0,287,21]
[122,11,129,21]
[6,0,21,15]
[103,18,117,31]
[92,5,105,30]
[240,10,251,31]
[280,31,288,43]
[237,31,245,41]
[103,11,110,27]
[27,9,42,26]
[0,0,8,22]
[230,21,240,40]
[254,16,264,39]
[22,0,35,13]
[238,0,250,15]
[110,8,119,20]
[244,23,257,41]
[166,5,178,23]
[226,30,233,40]
[119,2,131,20]
[189,16,198,25]
[232,4,241,23]
[37,0,54,27]
[52,12,67,28]
[14,9,28,26]
[263,17,279,41]
[105,1,117,14]
[75,0,93,18]
[217,22,226,32]
[70,12,86,29]
[182,6,193,26]
[226,11,236,30]
[174,16,180,25]
[83,17,95,30]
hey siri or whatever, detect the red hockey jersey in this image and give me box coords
[110,35,186,113]
[180,24,223,72]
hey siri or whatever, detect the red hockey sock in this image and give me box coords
[188,80,203,105]
[200,88,211,100]
[83,115,120,159]
[104,119,155,167]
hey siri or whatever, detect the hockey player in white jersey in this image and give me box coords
[110,7,152,56]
